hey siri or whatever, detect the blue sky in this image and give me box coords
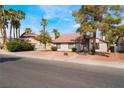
[4,5,81,36]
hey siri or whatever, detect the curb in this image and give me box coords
[1,52,124,69]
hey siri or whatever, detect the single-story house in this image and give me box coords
[116,36,124,52]
[20,32,44,50]
[53,33,108,52]
[20,32,38,45]
[52,34,81,51]
[20,32,52,50]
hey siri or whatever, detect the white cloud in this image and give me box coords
[73,24,80,28]
[39,6,71,19]
[63,17,72,21]
[39,6,74,28]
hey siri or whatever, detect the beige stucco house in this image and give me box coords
[20,32,52,50]
[53,33,108,52]
[20,33,44,50]
[53,34,81,51]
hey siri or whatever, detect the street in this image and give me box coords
[0,54,124,88]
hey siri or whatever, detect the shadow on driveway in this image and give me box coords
[0,56,21,63]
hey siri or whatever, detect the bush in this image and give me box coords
[72,47,77,52]
[51,46,57,51]
[6,40,35,52]
[64,52,68,56]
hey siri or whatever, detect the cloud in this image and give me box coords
[39,6,71,19]
[39,6,75,28]
[63,17,72,21]
[73,24,80,28]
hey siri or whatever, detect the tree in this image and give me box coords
[0,5,3,37]
[40,18,47,32]
[13,20,20,38]
[24,28,32,33]
[17,10,25,37]
[52,29,60,39]
[8,8,17,40]
[100,6,124,49]
[0,6,9,47]
[118,24,124,36]
[0,6,25,48]
[36,30,51,49]
[72,5,124,54]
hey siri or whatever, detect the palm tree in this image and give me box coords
[8,8,16,40]
[17,10,25,37]
[0,6,9,47]
[24,28,32,34]
[40,18,47,32]
[52,29,60,39]
[0,5,4,37]
[13,20,20,39]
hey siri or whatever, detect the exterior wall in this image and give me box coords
[0,37,2,44]
[96,43,107,52]
[89,39,108,52]
[57,44,72,51]
[22,37,45,50]
[75,43,83,52]
[54,39,108,52]
[54,43,82,52]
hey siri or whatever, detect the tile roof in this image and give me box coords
[21,33,37,38]
[53,33,80,43]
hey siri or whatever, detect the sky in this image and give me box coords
[4,5,81,36]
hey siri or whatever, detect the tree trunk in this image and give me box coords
[16,28,18,39]
[18,28,20,38]
[3,27,6,48]
[0,23,3,37]
[10,22,12,40]
[92,32,96,55]
[13,28,15,39]
[18,20,21,38]
[43,25,45,32]
[44,43,47,50]
[0,28,2,37]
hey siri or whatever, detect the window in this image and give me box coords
[96,43,99,49]
[56,44,61,49]
[68,44,75,49]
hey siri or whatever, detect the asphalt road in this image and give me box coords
[0,54,124,88]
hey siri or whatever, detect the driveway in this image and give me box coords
[0,54,124,88]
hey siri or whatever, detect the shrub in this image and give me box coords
[72,47,77,52]
[51,46,57,51]
[64,52,68,56]
[6,40,35,52]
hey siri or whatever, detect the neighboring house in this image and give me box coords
[53,33,108,52]
[20,32,44,50]
[89,38,108,52]
[116,36,124,52]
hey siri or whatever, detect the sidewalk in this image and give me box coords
[1,50,124,69]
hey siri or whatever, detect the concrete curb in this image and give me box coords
[1,51,124,69]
